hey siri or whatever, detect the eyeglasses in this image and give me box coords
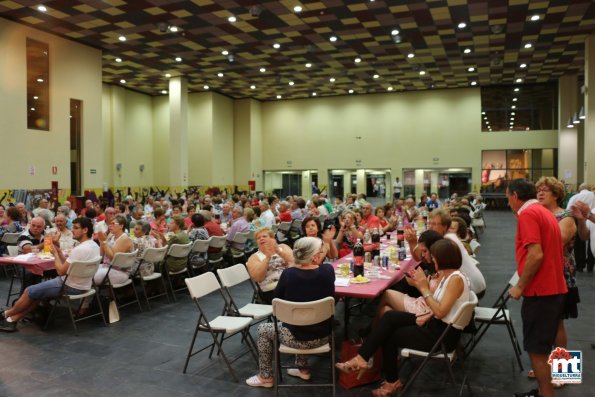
[537,187,551,193]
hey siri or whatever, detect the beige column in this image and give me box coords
[168,76,188,188]
[301,170,312,197]
[233,99,263,190]
[356,169,366,195]
[558,75,578,186]
[585,35,595,184]
[414,169,424,200]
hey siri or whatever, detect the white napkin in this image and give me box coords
[334,278,350,287]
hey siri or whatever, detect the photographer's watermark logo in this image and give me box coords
[548,347,582,384]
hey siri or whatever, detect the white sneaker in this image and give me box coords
[287,368,311,380]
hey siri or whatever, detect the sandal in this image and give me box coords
[335,356,371,379]
[245,375,273,388]
[287,368,311,380]
[372,380,404,397]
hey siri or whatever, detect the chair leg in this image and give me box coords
[131,282,143,313]
[95,291,108,326]
[66,299,79,335]
[183,321,202,374]
[506,320,524,371]
[211,332,239,382]
[43,298,59,330]
[139,278,152,310]
[165,271,176,302]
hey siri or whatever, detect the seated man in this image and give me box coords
[0,217,100,332]
[17,216,46,254]
[226,207,250,256]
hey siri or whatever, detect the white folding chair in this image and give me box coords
[44,257,106,334]
[271,224,279,234]
[1,232,22,247]
[164,242,192,301]
[464,272,523,370]
[289,219,303,242]
[469,240,481,256]
[2,233,22,304]
[399,292,479,396]
[189,239,210,273]
[272,297,336,397]
[183,272,257,381]
[245,230,257,256]
[207,236,227,269]
[135,246,169,309]
[106,250,143,314]
[275,222,292,244]
[217,264,273,323]
[230,231,249,265]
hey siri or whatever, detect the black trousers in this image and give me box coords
[358,311,460,382]
[574,236,595,271]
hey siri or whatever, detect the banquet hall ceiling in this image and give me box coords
[1,0,594,100]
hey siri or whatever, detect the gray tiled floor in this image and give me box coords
[0,210,593,396]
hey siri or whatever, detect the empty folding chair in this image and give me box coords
[163,242,193,301]
[230,231,250,265]
[464,272,524,370]
[189,239,211,274]
[183,272,258,381]
[44,257,107,334]
[399,292,478,396]
[276,222,292,244]
[217,264,273,324]
[135,246,169,310]
[272,297,336,397]
[207,236,227,269]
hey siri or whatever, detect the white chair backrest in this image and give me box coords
[111,250,138,270]
[141,246,167,263]
[67,257,102,278]
[217,264,250,288]
[278,222,292,232]
[232,231,249,244]
[185,272,222,299]
[1,232,22,245]
[291,219,302,230]
[208,236,227,249]
[167,242,192,258]
[271,224,279,233]
[452,291,479,329]
[508,271,520,287]
[7,245,18,256]
[470,239,480,253]
[247,230,255,241]
[191,238,211,253]
[272,296,335,326]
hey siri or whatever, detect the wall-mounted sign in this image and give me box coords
[90,169,97,174]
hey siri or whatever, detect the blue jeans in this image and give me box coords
[27,277,84,300]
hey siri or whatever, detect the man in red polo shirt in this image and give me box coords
[360,202,380,231]
[507,179,567,397]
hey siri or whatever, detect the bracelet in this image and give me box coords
[423,292,432,299]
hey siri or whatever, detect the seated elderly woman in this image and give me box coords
[95,214,134,285]
[154,215,190,273]
[336,239,471,396]
[246,228,294,304]
[246,237,336,388]
[132,220,162,277]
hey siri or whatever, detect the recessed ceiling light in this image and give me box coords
[524,43,532,49]
[387,87,393,91]
[510,117,515,120]
[293,5,302,13]
[419,70,426,75]
[516,78,523,83]
[463,48,471,54]
[161,90,168,94]
[277,94,282,99]
[165,73,171,78]
[329,77,335,82]
[329,36,338,42]
[115,57,122,63]
[221,50,229,56]
[520,63,527,68]
[120,79,126,84]
[169,26,178,32]
[486,121,489,124]
[530,15,540,21]
[175,57,182,62]
[391,29,400,36]
[511,112,516,115]
[37,5,47,12]
[468,67,475,72]
[514,87,520,92]
[457,22,467,29]
[470,81,477,86]
[525,127,530,130]
[354,58,361,63]
[312,92,317,96]
[373,74,379,79]
[217,72,224,77]
[273,43,280,49]
[513,98,518,102]
[348,89,354,94]
[305,63,312,68]
[30,107,35,111]
[407,53,414,59]
[33,96,39,100]
[511,105,516,109]
[228,16,237,23]
[259,67,266,73]
[250,85,256,89]
[288,81,294,86]
[481,111,485,115]
[36,78,44,83]
[203,85,209,90]
[118,35,126,42]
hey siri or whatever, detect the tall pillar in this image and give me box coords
[585,35,595,184]
[169,77,188,188]
[356,169,366,195]
[558,75,578,186]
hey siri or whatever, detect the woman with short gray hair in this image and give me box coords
[246,236,335,388]
[132,220,161,277]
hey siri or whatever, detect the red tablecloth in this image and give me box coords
[0,256,56,276]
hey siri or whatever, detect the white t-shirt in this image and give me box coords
[260,209,276,229]
[393,181,403,193]
[64,239,101,290]
[445,233,486,295]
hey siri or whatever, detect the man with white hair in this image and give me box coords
[259,202,275,229]
[277,201,291,223]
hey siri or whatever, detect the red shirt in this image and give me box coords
[204,220,224,253]
[360,215,380,231]
[516,203,567,296]
[278,210,292,223]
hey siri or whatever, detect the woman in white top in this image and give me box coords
[336,239,471,396]
[94,214,134,285]
[246,227,294,304]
